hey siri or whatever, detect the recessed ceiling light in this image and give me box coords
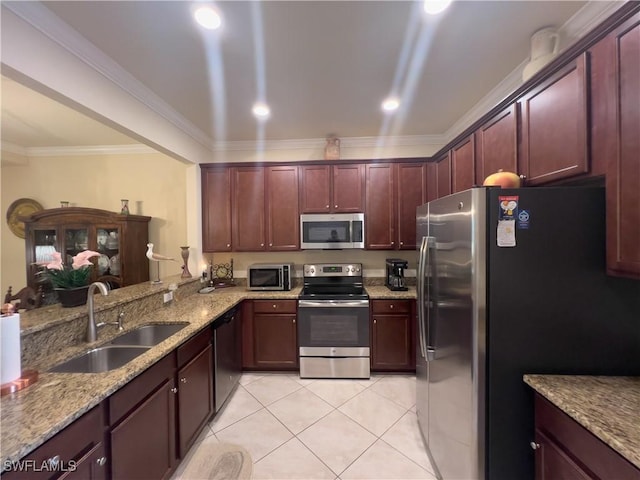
[194,5,222,30]
[382,97,400,113]
[423,0,452,15]
[252,103,271,119]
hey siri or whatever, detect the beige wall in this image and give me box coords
[1,152,189,295]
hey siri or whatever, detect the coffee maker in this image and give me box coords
[385,258,408,291]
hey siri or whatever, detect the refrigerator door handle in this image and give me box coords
[417,236,429,359]
[424,236,437,362]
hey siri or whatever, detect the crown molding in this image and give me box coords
[443,0,624,143]
[0,141,27,156]
[23,144,158,157]
[3,1,213,149]
[212,134,444,152]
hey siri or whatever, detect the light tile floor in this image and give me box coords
[172,373,436,480]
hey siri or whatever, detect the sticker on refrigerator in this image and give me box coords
[517,210,530,229]
[498,196,518,247]
[497,220,516,247]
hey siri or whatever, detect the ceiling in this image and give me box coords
[1,0,611,152]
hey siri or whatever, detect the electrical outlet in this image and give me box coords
[163,291,173,303]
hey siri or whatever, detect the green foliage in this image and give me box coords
[45,266,93,289]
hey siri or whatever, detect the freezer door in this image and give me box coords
[425,189,482,480]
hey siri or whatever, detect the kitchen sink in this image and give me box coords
[108,323,188,347]
[49,346,150,373]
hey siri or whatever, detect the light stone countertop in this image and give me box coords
[524,374,640,470]
[1,283,415,466]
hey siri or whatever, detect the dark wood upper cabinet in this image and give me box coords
[451,135,476,193]
[436,153,452,198]
[476,103,520,182]
[426,161,438,202]
[266,165,300,250]
[396,162,427,250]
[299,164,331,213]
[365,163,396,249]
[520,53,590,185]
[299,164,364,213]
[333,164,365,212]
[231,166,266,251]
[202,167,232,252]
[591,12,640,278]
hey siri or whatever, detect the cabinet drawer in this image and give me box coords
[109,352,175,425]
[371,299,411,314]
[177,327,212,368]
[253,300,297,314]
[2,405,104,480]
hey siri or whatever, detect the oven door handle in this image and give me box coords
[298,300,369,308]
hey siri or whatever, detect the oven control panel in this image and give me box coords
[303,263,362,277]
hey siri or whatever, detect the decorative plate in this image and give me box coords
[109,254,120,276]
[97,254,110,275]
[6,198,43,238]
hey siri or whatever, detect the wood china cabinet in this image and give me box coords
[299,163,364,213]
[23,208,150,291]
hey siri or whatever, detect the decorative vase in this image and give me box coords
[55,286,90,308]
[180,246,192,278]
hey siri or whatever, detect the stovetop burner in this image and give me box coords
[299,263,368,301]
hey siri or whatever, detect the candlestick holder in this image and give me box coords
[180,246,192,278]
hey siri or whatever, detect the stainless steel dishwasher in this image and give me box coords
[212,306,242,411]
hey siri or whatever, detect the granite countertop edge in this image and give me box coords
[524,374,640,470]
[1,285,415,465]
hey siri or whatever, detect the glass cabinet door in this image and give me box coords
[63,227,90,266]
[96,225,121,288]
[33,228,58,264]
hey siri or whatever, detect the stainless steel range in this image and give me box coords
[297,263,370,379]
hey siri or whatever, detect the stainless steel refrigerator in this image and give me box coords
[416,186,639,480]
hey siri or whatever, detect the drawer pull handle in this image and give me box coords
[374,319,377,324]
[181,377,188,384]
[292,318,296,324]
[96,456,107,467]
[390,304,394,309]
[273,304,277,309]
[530,441,540,450]
[171,387,178,394]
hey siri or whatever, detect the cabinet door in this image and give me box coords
[266,165,300,250]
[451,135,476,193]
[253,314,298,369]
[476,104,519,182]
[600,14,640,278]
[436,154,452,198]
[202,168,232,252]
[299,165,331,213]
[177,345,213,457]
[365,163,396,249]
[333,164,364,212]
[26,227,58,290]
[520,54,589,185]
[533,430,592,480]
[397,163,427,250]
[110,378,177,480]
[232,167,266,251]
[371,314,414,371]
[426,162,438,202]
[59,443,107,480]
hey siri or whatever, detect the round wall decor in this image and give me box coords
[6,198,43,238]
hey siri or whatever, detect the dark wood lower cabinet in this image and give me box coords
[1,406,106,480]
[244,300,298,370]
[177,344,214,457]
[110,377,177,480]
[533,394,640,480]
[370,300,415,372]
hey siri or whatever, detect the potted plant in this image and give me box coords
[38,250,101,307]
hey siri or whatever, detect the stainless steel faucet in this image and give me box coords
[86,282,109,342]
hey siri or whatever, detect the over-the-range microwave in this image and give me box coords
[247,263,293,291]
[300,213,365,249]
